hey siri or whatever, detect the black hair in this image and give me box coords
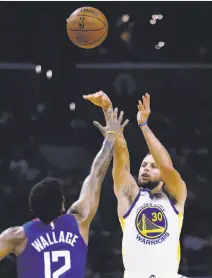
[145,152,151,157]
[28,178,64,223]
[140,152,152,164]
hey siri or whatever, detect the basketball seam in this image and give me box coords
[74,30,107,46]
[68,14,108,28]
[68,28,105,32]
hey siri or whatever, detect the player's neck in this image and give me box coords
[151,182,163,194]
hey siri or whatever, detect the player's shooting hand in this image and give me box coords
[93,108,129,137]
[83,91,112,109]
[137,93,151,124]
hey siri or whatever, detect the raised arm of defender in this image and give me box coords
[83,92,139,217]
[69,107,129,240]
[0,108,129,259]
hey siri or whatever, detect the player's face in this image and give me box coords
[138,154,162,190]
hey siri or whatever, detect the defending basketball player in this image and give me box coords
[84,91,187,278]
[0,108,129,278]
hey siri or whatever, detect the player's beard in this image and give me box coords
[138,179,160,190]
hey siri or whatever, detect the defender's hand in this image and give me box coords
[93,108,129,137]
[137,93,151,124]
[83,91,112,109]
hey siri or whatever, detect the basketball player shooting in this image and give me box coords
[0,108,129,278]
[84,91,187,278]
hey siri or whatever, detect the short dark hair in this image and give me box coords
[29,178,64,223]
[145,152,151,157]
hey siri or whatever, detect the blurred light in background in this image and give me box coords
[158,41,165,47]
[120,31,132,42]
[152,14,163,20]
[150,19,157,25]
[46,70,53,79]
[69,102,76,111]
[35,65,42,74]
[121,14,130,23]
[116,14,130,26]
[157,14,163,20]
[152,14,158,20]
[155,41,165,49]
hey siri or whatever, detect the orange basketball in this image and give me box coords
[66,7,108,49]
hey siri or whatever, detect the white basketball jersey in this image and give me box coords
[120,188,183,278]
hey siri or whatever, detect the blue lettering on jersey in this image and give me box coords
[136,232,170,245]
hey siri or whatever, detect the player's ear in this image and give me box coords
[61,197,66,214]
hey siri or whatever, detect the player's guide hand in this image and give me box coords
[137,93,151,125]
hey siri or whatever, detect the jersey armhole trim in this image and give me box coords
[22,222,30,239]
[163,189,179,215]
[123,188,141,219]
[66,214,88,248]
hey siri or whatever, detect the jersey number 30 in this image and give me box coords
[44,250,71,278]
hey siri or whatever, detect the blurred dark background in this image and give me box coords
[0,1,212,277]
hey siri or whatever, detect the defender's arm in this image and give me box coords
[103,107,139,202]
[0,227,25,260]
[83,92,138,210]
[68,134,116,226]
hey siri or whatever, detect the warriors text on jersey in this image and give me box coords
[119,188,183,278]
[17,214,87,278]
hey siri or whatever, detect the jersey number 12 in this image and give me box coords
[44,250,71,278]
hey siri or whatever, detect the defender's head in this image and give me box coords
[29,178,65,223]
[138,153,162,190]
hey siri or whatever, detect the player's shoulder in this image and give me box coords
[22,218,40,229]
[64,212,79,225]
[3,226,24,236]
[1,226,25,243]
[64,212,82,230]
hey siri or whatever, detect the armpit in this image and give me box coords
[122,183,135,204]
[67,201,88,222]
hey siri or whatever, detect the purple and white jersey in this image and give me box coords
[17,214,87,278]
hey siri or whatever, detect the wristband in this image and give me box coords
[138,121,147,127]
[105,131,118,137]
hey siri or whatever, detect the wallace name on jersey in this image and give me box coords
[31,231,79,252]
[135,203,170,245]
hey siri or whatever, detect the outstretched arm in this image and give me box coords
[68,107,129,227]
[137,93,187,205]
[68,133,115,226]
[84,92,138,204]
